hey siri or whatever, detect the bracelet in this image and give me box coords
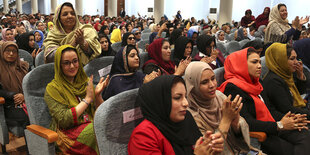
[82,98,90,106]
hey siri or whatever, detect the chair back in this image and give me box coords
[137,40,149,52]
[225,41,241,55]
[216,42,228,57]
[94,88,143,155]
[141,33,151,41]
[239,39,250,48]
[260,56,269,79]
[19,49,33,68]
[142,29,151,33]
[214,67,225,87]
[84,56,114,85]
[111,42,123,53]
[35,50,46,67]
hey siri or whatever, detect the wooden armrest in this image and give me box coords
[250,132,267,142]
[26,124,58,143]
[0,97,5,104]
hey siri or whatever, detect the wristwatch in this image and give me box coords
[277,121,284,130]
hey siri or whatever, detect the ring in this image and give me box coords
[234,107,239,111]
[294,124,298,127]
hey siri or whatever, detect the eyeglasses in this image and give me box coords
[134,32,141,35]
[61,59,79,67]
[4,50,18,54]
[128,37,136,40]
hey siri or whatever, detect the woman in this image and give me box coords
[264,3,308,44]
[185,61,253,155]
[110,28,122,44]
[219,47,310,155]
[255,25,266,39]
[241,9,256,28]
[263,43,310,118]
[236,27,249,42]
[173,36,193,66]
[255,7,270,29]
[103,44,157,100]
[109,24,117,35]
[0,28,15,45]
[0,41,29,132]
[195,34,225,70]
[215,30,227,44]
[47,21,54,32]
[143,38,190,76]
[43,2,101,65]
[44,45,109,154]
[17,32,41,58]
[187,28,198,45]
[33,30,44,48]
[98,34,116,57]
[293,38,310,69]
[128,75,224,155]
[98,25,109,36]
[121,32,136,48]
[169,28,183,48]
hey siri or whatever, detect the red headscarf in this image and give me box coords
[256,7,270,29]
[218,48,275,122]
[143,38,175,74]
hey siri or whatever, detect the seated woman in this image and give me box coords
[33,30,44,48]
[120,32,136,50]
[194,34,225,70]
[98,25,109,36]
[235,27,250,42]
[293,38,310,70]
[173,36,193,66]
[43,2,101,65]
[219,47,310,155]
[0,28,15,45]
[44,45,109,154]
[98,34,116,57]
[264,3,308,44]
[0,41,29,132]
[128,75,224,155]
[215,30,227,44]
[17,32,41,59]
[143,38,190,76]
[185,61,253,154]
[240,9,256,28]
[110,28,122,44]
[263,43,310,118]
[102,44,158,100]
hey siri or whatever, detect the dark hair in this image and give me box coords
[169,28,183,45]
[125,23,132,31]
[247,48,257,58]
[62,47,77,54]
[125,44,140,71]
[245,9,252,15]
[286,44,294,59]
[277,3,287,10]
[121,32,134,47]
[162,38,170,46]
[249,26,256,32]
[172,76,186,89]
[242,40,264,50]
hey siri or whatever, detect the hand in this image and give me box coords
[295,60,305,80]
[200,56,213,64]
[31,48,42,58]
[289,113,309,131]
[210,49,219,61]
[74,29,85,46]
[299,16,309,25]
[280,111,300,130]
[85,75,94,104]
[231,115,240,132]
[174,56,191,76]
[95,75,110,97]
[222,95,243,122]
[13,93,24,105]
[194,131,224,155]
[292,16,300,30]
[144,69,159,83]
[160,22,168,31]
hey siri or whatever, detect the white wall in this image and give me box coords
[125,0,154,17]
[231,0,271,22]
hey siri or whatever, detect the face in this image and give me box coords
[161,41,171,61]
[183,28,188,36]
[170,81,188,123]
[206,41,215,55]
[192,33,198,41]
[34,32,42,42]
[264,8,269,15]
[184,42,192,57]
[127,24,133,32]
[246,13,251,18]
[28,35,35,48]
[127,34,136,45]
[247,52,261,78]
[100,37,109,51]
[60,6,76,30]
[104,28,109,35]
[3,45,18,63]
[5,30,14,41]
[218,31,225,41]
[37,22,45,31]
[127,49,140,70]
[134,31,141,40]
[287,50,298,73]
[225,27,231,34]
[121,26,127,34]
[279,6,288,20]
[243,28,248,36]
[169,27,174,34]
[199,69,217,99]
[61,50,79,82]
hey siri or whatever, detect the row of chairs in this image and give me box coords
[217,38,263,57]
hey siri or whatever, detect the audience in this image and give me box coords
[98,34,116,57]
[16,32,41,58]
[173,36,193,66]
[33,30,44,48]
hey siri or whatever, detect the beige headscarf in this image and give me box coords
[184,61,225,129]
[264,4,291,43]
[43,2,101,65]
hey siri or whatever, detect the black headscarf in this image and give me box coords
[16,32,35,54]
[98,25,109,35]
[169,28,183,45]
[109,24,116,34]
[98,34,116,57]
[121,32,134,47]
[196,34,216,56]
[174,36,193,65]
[136,75,202,155]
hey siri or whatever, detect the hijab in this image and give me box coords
[196,34,215,56]
[47,22,54,32]
[136,75,202,155]
[143,38,175,74]
[121,32,133,47]
[43,2,101,65]
[110,28,122,43]
[293,38,310,69]
[237,28,247,41]
[0,41,28,93]
[185,62,223,129]
[169,28,183,45]
[265,43,305,107]
[98,25,109,35]
[45,45,95,116]
[148,32,158,44]
[174,36,193,64]
[98,34,115,57]
[256,7,270,28]
[1,28,15,42]
[218,48,275,122]
[16,32,35,53]
[33,30,44,48]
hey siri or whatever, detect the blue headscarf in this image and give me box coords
[293,38,310,69]
[33,30,44,48]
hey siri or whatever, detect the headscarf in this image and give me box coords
[187,29,198,39]
[109,24,116,34]
[98,25,109,35]
[103,45,144,100]
[265,43,305,107]
[33,30,44,48]
[121,32,133,47]
[47,22,54,32]
[98,34,115,57]
[185,62,223,129]
[169,28,183,45]
[1,28,15,42]
[0,41,28,93]
[218,48,275,122]
[136,75,202,155]
[45,45,95,116]
[255,7,270,29]
[237,28,247,41]
[265,4,291,43]
[93,22,101,32]
[148,32,158,44]
[196,34,215,56]
[16,32,35,53]
[174,36,193,64]
[43,2,101,65]
[110,28,122,43]
[293,38,310,69]
[143,38,175,74]
[215,30,227,43]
